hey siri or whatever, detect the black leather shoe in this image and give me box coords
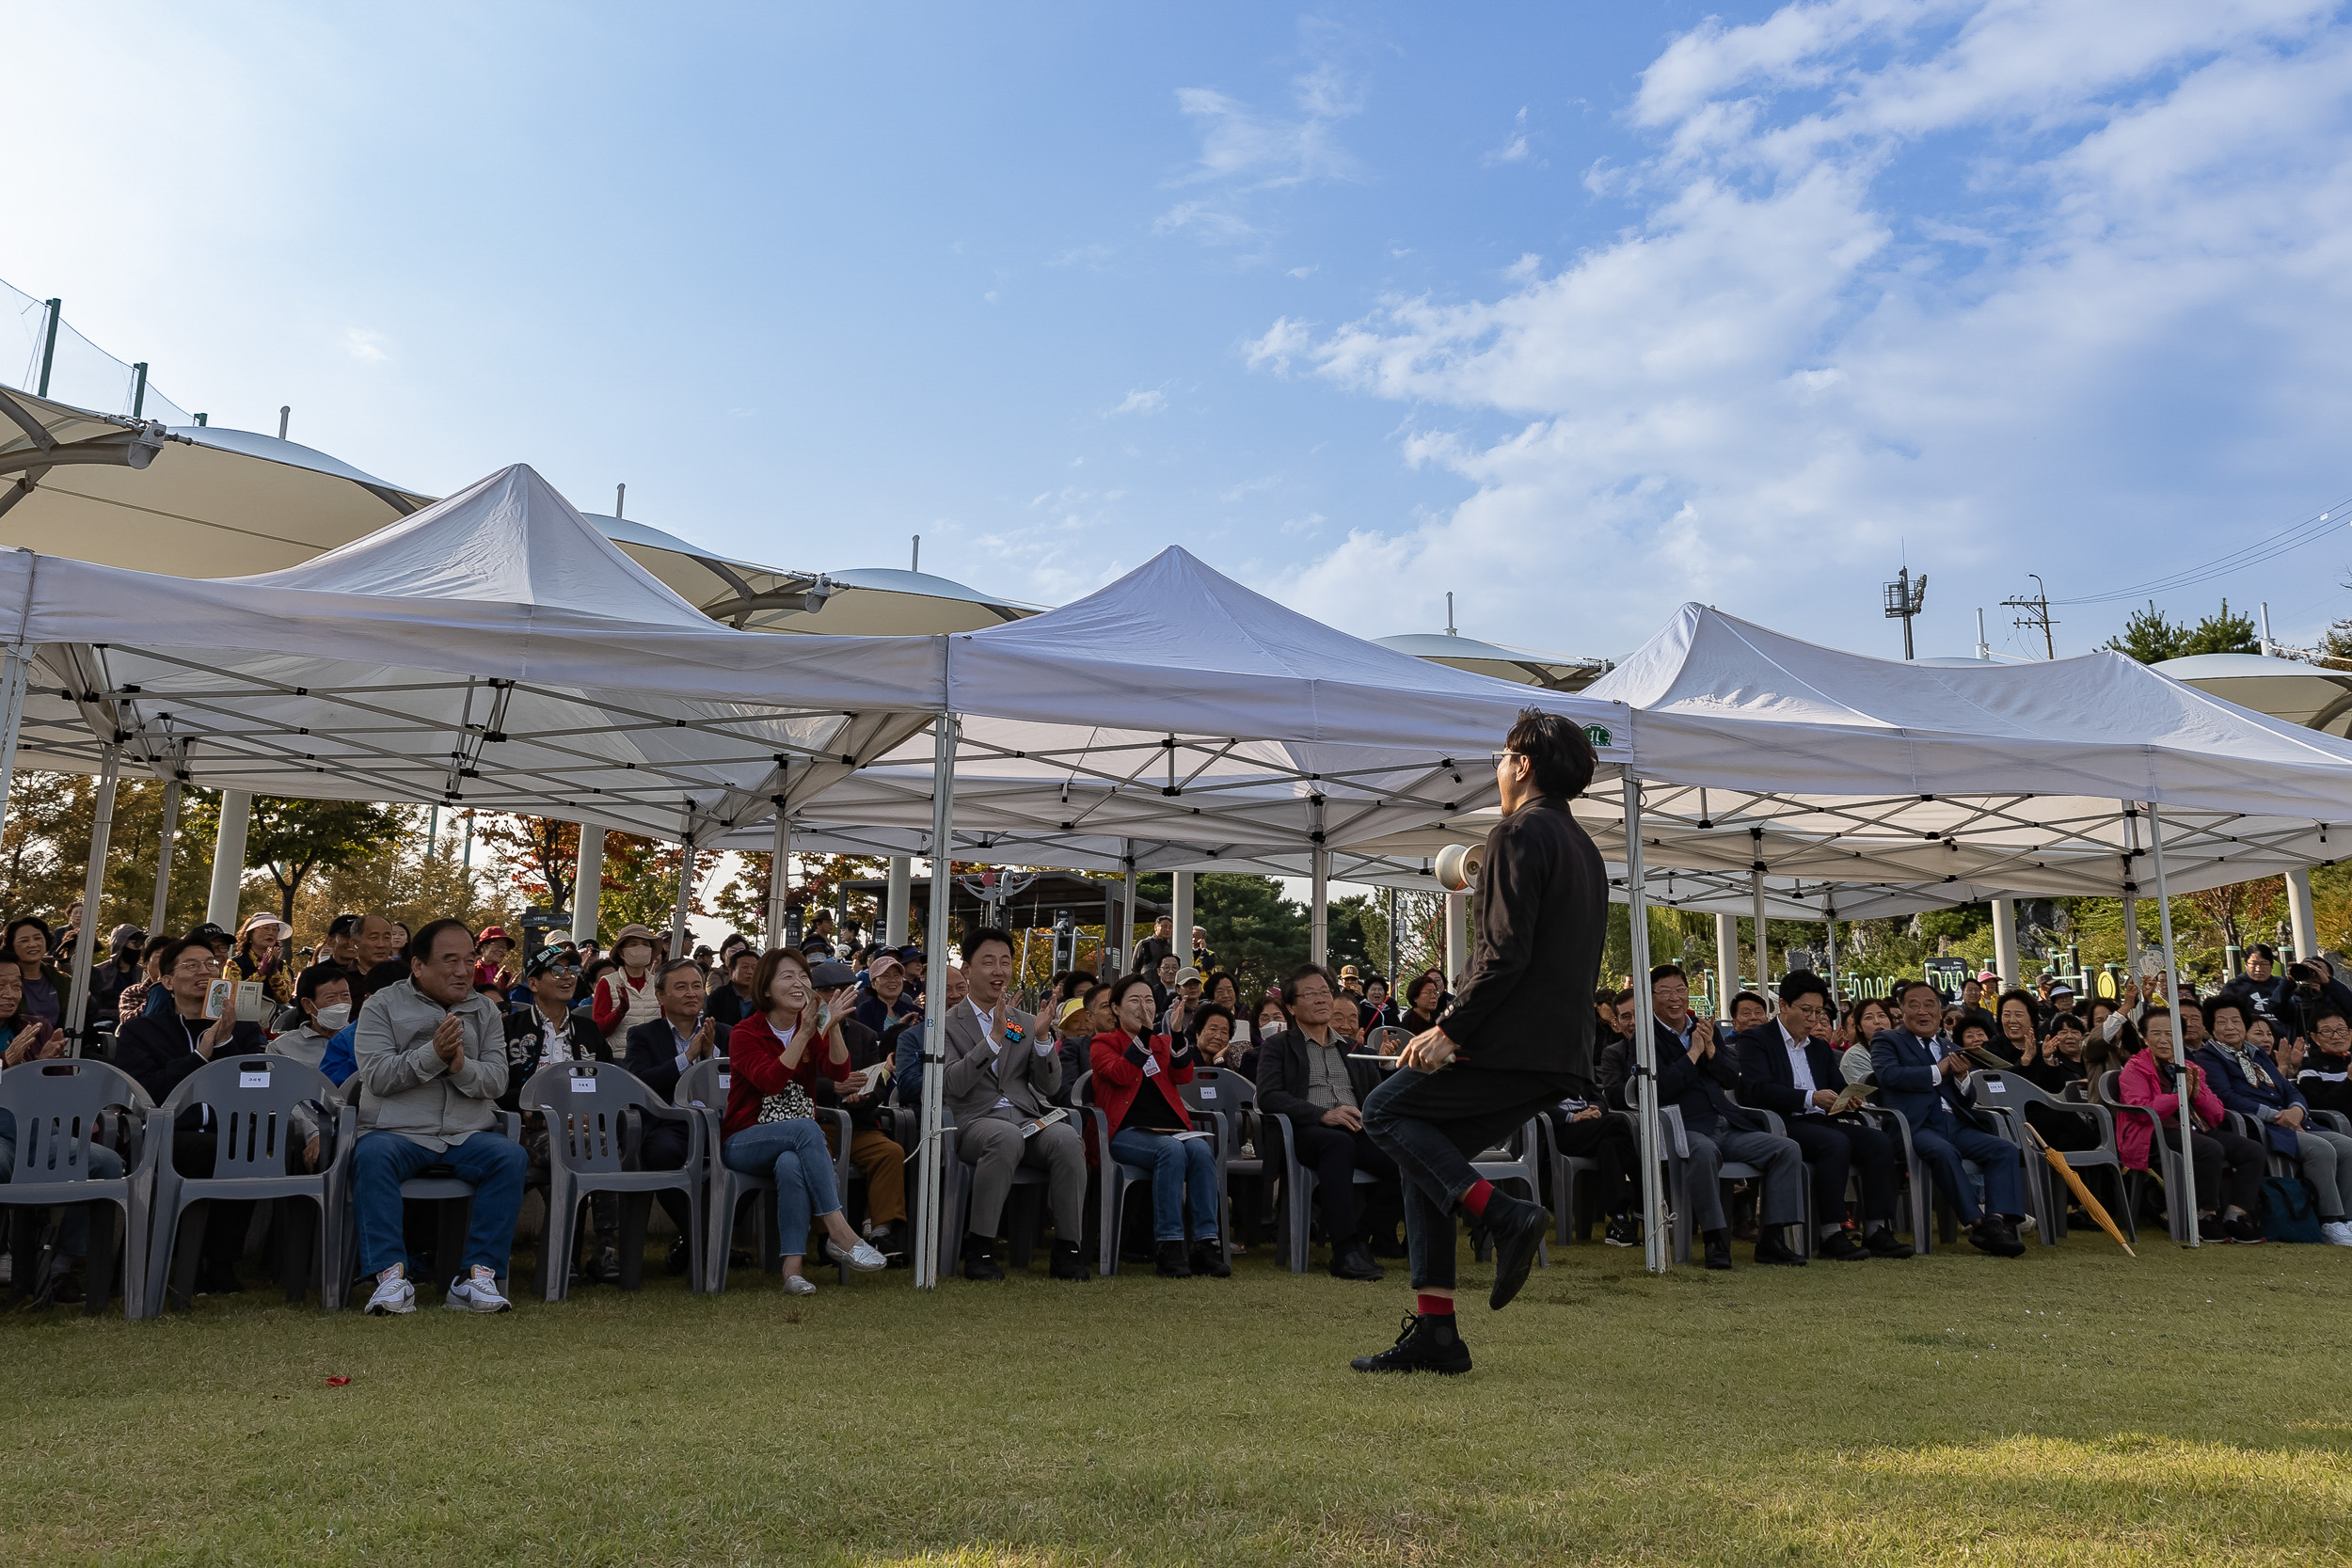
[1703,1229,1733,1270]
[1350,1312,1472,1375]
[961,1236,1006,1281]
[1864,1227,1915,1259]
[1189,1241,1232,1278]
[1969,1215,2026,1258]
[1754,1234,1807,1267]
[1154,1240,1193,1278]
[1817,1230,1868,1262]
[1484,1193,1551,1310]
[1328,1243,1386,1282]
[1049,1241,1090,1280]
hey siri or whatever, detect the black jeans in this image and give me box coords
[1545,1110,1637,1218]
[2163,1125,2265,1216]
[1362,1065,1565,1291]
[1782,1115,1898,1226]
[1291,1119,1398,1245]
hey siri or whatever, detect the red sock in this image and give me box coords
[1417,1292,1454,1316]
[1460,1180,1495,1218]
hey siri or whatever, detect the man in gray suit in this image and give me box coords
[945,925,1090,1280]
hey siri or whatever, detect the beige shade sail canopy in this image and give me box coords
[2153,652,2352,738]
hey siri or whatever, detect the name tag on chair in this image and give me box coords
[1984,1080,2006,1094]
[570,1076,597,1093]
[239,1068,270,1089]
[1200,1086,1217,1100]
[718,1073,731,1092]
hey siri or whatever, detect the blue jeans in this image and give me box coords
[0,1111,125,1258]
[723,1118,842,1259]
[1109,1127,1218,1243]
[351,1129,527,1278]
[1913,1113,2022,1223]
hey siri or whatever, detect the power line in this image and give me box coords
[2051,495,2352,606]
[2003,574,2057,658]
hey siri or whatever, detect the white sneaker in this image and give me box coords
[2322,1221,2352,1247]
[444,1270,512,1312]
[783,1274,818,1295]
[364,1272,417,1316]
[828,1237,888,1273]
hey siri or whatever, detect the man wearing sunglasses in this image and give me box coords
[1352,708,1606,1377]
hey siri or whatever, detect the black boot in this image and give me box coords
[1154,1240,1193,1277]
[1482,1192,1551,1310]
[1189,1239,1232,1278]
[961,1235,1006,1281]
[1328,1242,1386,1281]
[1703,1228,1733,1270]
[1350,1312,1472,1375]
[1049,1240,1090,1281]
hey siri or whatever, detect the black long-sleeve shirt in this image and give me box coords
[1434,795,1605,1085]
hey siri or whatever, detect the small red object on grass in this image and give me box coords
[326,1376,352,1387]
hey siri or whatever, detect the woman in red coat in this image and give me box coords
[2119,1007,2265,1243]
[1091,974,1227,1278]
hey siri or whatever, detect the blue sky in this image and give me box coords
[8,1,2352,663]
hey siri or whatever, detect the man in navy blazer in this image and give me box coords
[618,958,721,1275]
[1732,971,1910,1261]
[1869,978,2027,1257]
[1648,963,1807,1270]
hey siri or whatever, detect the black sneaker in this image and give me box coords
[1189,1240,1232,1278]
[1483,1192,1551,1311]
[961,1237,1006,1281]
[1154,1240,1193,1278]
[1049,1241,1090,1281]
[1602,1213,1641,1247]
[1968,1215,2026,1258]
[1350,1312,1472,1375]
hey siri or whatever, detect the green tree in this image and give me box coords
[2105,598,2261,664]
[595,832,697,939]
[245,797,407,922]
[469,813,578,915]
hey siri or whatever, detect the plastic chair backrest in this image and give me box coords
[0,1058,147,1182]
[160,1054,337,1179]
[1073,1069,1094,1105]
[1184,1066,1253,1112]
[675,1054,732,1110]
[1364,1024,1411,1056]
[523,1059,661,1175]
[2096,1069,2125,1109]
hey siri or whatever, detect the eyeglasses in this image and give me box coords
[1491,751,1526,765]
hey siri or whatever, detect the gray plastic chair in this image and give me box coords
[1661,1103,1808,1264]
[1969,1069,2128,1245]
[934,1105,1055,1277]
[1535,1113,1610,1243]
[1362,1024,1412,1058]
[331,1073,524,1299]
[0,1057,160,1317]
[1071,1069,1225,1276]
[1963,1070,2060,1244]
[524,1058,706,1301]
[144,1053,355,1314]
[675,1056,772,1293]
[2099,1069,2194,1243]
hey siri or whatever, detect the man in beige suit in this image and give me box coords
[945,925,1089,1281]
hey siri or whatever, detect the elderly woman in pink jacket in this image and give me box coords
[2118,1006,2265,1243]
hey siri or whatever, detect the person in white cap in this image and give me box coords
[232,913,295,1006]
[1160,964,1205,1037]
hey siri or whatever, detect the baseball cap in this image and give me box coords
[809,959,857,990]
[522,944,577,979]
[1175,965,1202,985]
[185,922,230,946]
[867,953,902,980]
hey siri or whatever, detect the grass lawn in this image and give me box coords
[2,1227,2347,1566]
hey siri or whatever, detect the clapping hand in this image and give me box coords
[688,1018,717,1062]
[434,1012,466,1069]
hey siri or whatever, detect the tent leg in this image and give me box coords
[1992,896,2021,990]
[66,746,119,1053]
[1173,870,1196,974]
[765,812,791,951]
[669,833,695,960]
[1443,892,1467,988]
[1715,911,1739,1007]
[914,714,959,1290]
[1308,854,1328,969]
[2144,801,2197,1244]
[1623,774,1666,1275]
[1822,908,1839,1008]
[2286,868,2317,965]
[885,857,912,948]
[1385,885,1398,985]
[1118,850,1137,976]
[1750,866,1769,992]
[205,789,250,929]
[572,826,603,943]
[0,644,28,849]
[149,779,181,935]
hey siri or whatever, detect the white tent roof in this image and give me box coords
[1571,604,2352,901]
[4,465,940,838]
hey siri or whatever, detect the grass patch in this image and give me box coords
[2,1231,2347,1564]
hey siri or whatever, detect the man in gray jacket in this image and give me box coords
[945,926,1089,1281]
[351,918,526,1316]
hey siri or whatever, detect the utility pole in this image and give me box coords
[1882,566,1927,658]
[2002,574,2058,659]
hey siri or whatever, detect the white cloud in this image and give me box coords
[1252,0,2352,657]
[1485,106,1534,166]
[342,327,389,364]
[1107,388,1167,417]
[1156,39,1368,247]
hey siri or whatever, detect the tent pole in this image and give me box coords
[1443,891,1467,988]
[205,790,251,930]
[1173,870,1196,974]
[1308,794,1327,968]
[1991,896,2021,989]
[1749,839,1769,990]
[149,778,182,935]
[1623,773,1666,1274]
[0,644,28,849]
[1822,900,1839,1009]
[1119,847,1137,976]
[571,825,603,943]
[1715,911,1739,1006]
[765,807,791,950]
[1385,885,1398,985]
[2119,804,2141,990]
[2145,801,2198,1245]
[66,746,120,1053]
[885,857,912,948]
[669,819,695,960]
[914,713,959,1289]
[2286,868,2317,964]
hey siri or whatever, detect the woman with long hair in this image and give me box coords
[718,947,888,1292]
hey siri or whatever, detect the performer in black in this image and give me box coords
[1351,708,1606,1375]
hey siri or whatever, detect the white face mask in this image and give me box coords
[313,1004,351,1034]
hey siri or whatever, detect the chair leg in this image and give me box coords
[616,1193,650,1291]
[82,1203,119,1318]
[167,1206,208,1311]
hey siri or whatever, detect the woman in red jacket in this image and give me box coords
[721,947,887,1293]
[2119,1007,2265,1243]
[1091,974,1226,1278]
